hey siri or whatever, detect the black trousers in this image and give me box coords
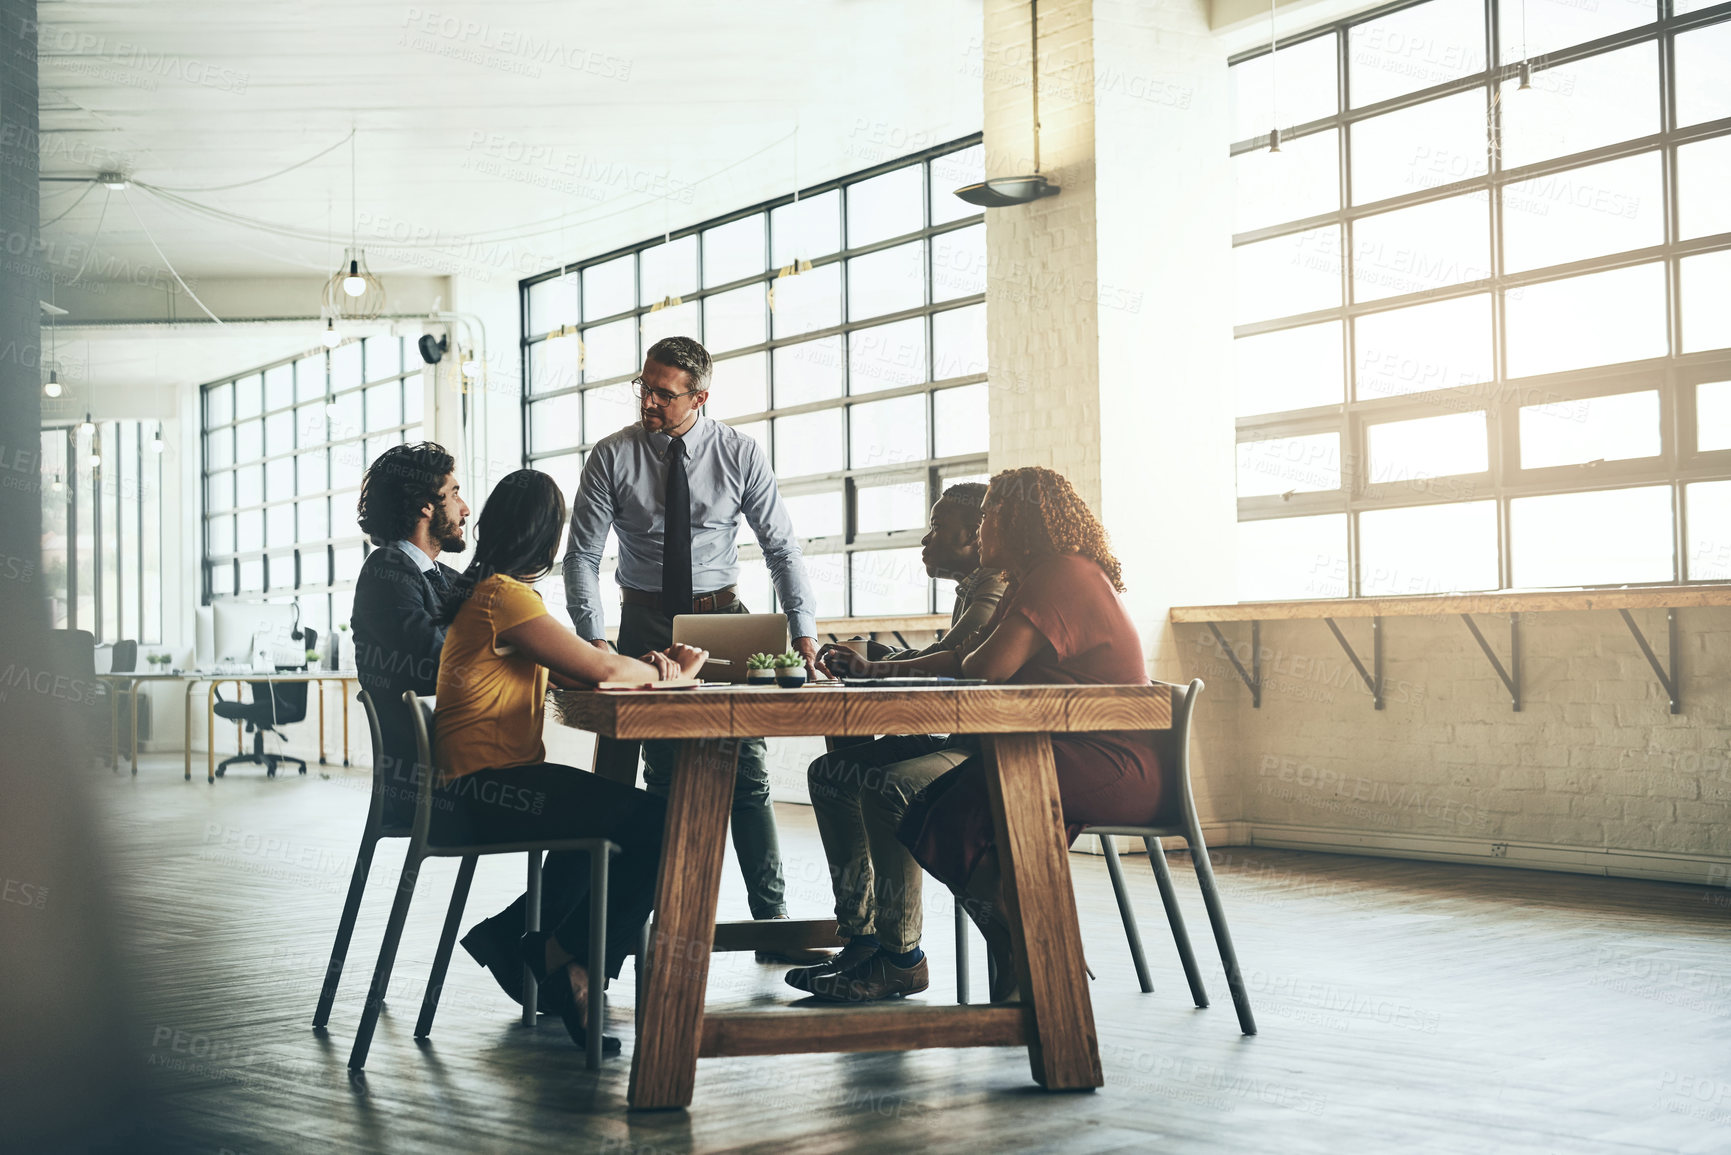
[431,763,665,980]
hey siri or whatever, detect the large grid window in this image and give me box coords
[200,338,423,639]
[1230,0,1731,600]
[39,421,164,643]
[521,136,989,626]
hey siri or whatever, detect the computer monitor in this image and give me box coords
[212,601,302,670]
[194,605,215,668]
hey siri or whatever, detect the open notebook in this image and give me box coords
[594,677,702,691]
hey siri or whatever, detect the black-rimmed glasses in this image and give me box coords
[633,377,701,406]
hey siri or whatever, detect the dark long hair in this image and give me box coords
[437,469,566,624]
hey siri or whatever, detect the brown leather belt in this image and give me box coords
[620,585,737,614]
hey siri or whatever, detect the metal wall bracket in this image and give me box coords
[1324,616,1383,710]
[1618,608,1681,714]
[1461,612,1522,711]
[1206,620,1261,708]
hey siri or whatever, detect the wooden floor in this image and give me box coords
[96,755,1731,1155]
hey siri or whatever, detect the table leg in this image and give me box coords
[342,680,351,766]
[130,678,143,773]
[980,732,1103,1091]
[184,679,195,781]
[628,736,739,1110]
[208,682,224,784]
[108,681,119,771]
[318,679,328,765]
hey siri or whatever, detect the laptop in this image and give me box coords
[671,613,788,684]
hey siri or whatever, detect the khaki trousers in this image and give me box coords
[806,734,976,953]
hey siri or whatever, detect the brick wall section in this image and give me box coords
[983,0,1102,511]
[1176,609,1731,862]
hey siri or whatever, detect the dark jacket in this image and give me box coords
[351,543,461,825]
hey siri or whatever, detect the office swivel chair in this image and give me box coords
[214,680,309,777]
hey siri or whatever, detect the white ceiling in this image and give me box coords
[37,0,986,287]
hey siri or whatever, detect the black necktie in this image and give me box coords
[427,565,450,598]
[662,437,692,617]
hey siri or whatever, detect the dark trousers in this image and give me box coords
[432,763,665,980]
[609,598,788,920]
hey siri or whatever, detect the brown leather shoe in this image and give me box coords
[785,936,880,993]
[807,951,930,1003]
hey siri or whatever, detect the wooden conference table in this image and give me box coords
[553,681,1173,1111]
[97,670,360,782]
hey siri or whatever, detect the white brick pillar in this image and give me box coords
[984,0,1103,510]
[984,0,1238,678]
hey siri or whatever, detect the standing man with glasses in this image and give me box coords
[563,336,830,963]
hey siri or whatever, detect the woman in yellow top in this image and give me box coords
[432,468,706,1055]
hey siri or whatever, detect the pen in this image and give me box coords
[704,658,732,666]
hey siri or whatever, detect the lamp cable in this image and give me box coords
[121,189,224,325]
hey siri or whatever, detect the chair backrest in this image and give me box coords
[49,629,97,682]
[356,689,399,831]
[249,679,309,726]
[110,639,138,673]
[1152,678,1204,834]
[404,692,441,846]
[272,679,310,720]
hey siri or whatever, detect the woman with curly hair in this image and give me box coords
[891,466,1169,1001]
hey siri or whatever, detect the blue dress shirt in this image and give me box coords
[562,415,817,642]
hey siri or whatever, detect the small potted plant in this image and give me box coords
[745,652,778,686]
[773,650,807,689]
[305,648,321,670]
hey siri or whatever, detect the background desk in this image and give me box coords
[553,682,1172,1110]
[97,671,360,782]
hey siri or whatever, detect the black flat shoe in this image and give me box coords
[518,931,622,1057]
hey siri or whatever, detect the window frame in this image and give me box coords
[1231,0,1731,594]
[519,135,989,619]
[199,338,423,630]
[40,420,164,643]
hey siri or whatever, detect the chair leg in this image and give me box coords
[953,903,970,1004]
[586,847,609,1070]
[349,851,424,1070]
[1188,840,1257,1035]
[1099,835,1155,994]
[416,855,477,1039]
[1146,837,1208,1008]
[523,850,542,1028]
[313,829,380,1028]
